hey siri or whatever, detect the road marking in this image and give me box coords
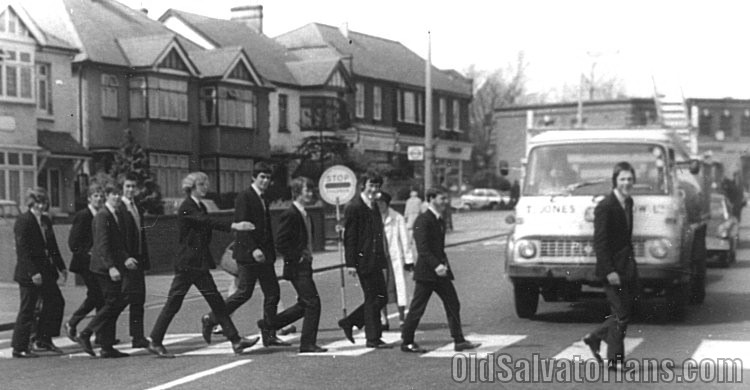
[180,333,298,356]
[553,337,643,362]
[297,331,402,357]
[144,359,252,390]
[63,334,200,358]
[691,340,750,367]
[421,334,526,358]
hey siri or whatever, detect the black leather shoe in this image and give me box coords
[147,341,175,358]
[100,348,129,358]
[582,334,603,364]
[365,339,393,349]
[454,341,481,352]
[34,339,63,354]
[201,314,213,344]
[257,320,291,347]
[381,322,390,331]
[232,336,260,355]
[78,334,95,356]
[94,338,120,347]
[338,319,355,344]
[12,350,39,358]
[64,322,77,342]
[299,345,328,353]
[132,338,149,349]
[400,343,427,353]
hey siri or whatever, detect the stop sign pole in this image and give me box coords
[319,165,357,318]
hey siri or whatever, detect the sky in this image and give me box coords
[118,0,750,100]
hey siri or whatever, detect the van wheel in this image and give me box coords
[514,281,539,319]
[666,284,688,321]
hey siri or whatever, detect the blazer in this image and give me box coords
[90,207,130,275]
[13,211,66,286]
[118,200,151,270]
[232,187,276,265]
[593,191,636,282]
[343,194,386,275]
[68,207,95,274]
[412,209,454,282]
[275,205,313,280]
[175,197,231,272]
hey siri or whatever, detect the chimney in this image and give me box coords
[339,22,349,38]
[140,8,148,15]
[230,5,263,34]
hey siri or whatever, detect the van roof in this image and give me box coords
[528,129,691,156]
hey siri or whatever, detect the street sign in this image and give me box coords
[319,165,357,205]
[407,145,424,161]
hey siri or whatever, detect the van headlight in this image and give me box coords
[517,239,537,259]
[647,238,671,258]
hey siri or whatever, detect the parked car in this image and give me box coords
[706,193,739,267]
[459,188,510,210]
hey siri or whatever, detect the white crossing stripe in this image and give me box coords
[297,331,402,357]
[553,337,643,362]
[421,334,526,358]
[691,340,750,367]
[180,333,298,356]
[65,333,201,358]
[145,359,252,390]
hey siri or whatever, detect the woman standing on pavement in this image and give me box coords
[374,191,414,329]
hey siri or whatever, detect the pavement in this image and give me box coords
[0,210,509,331]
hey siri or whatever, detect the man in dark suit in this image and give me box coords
[338,172,391,349]
[11,188,67,358]
[201,162,289,347]
[147,172,259,357]
[77,183,130,358]
[260,176,326,353]
[583,161,638,370]
[118,173,150,349]
[400,187,480,353]
[65,183,105,342]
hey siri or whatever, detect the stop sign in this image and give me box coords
[319,165,357,205]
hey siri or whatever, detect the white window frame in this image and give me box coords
[355,82,365,118]
[36,63,52,115]
[128,76,147,119]
[218,87,255,129]
[373,86,382,121]
[0,47,34,102]
[0,150,36,204]
[147,76,188,122]
[452,100,461,132]
[150,153,189,198]
[439,98,447,129]
[200,87,217,125]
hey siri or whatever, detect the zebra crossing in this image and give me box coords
[2,330,748,367]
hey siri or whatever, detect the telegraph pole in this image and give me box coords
[424,31,433,192]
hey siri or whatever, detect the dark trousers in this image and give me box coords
[210,263,280,326]
[68,270,104,328]
[80,274,127,350]
[151,269,240,344]
[265,263,321,347]
[589,283,636,360]
[122,268,145,339]
[401,279,465,345]
[345,270,387,343]
[11,281,64,351]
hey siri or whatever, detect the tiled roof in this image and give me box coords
[160,9,298,85]
[116,34,175,67]
[275,23,472,97]
[37,130,91,157]
[285,58,341,87]
[61,0,180,65]
[187,47,244,78]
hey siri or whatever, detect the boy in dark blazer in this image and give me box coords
[65,183,105,342]
[583,161,638,369]
[338,172,390,348]
[118,173,150,348]
[77,183,131,358]
[262,176,326,353]
[147,172,259,357]
[201,162,288,347]
[400,187,479,353]
[11,188,67,358]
